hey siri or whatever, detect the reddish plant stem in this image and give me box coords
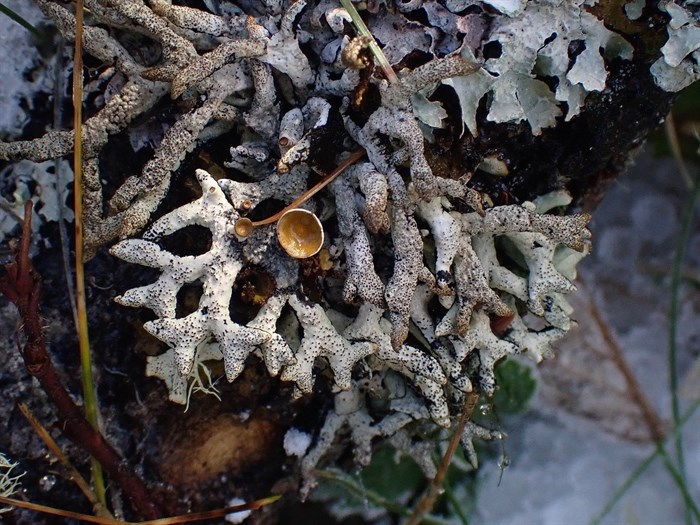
[0,201,161,520]
[406,391,479,525]
[582,282,666,442]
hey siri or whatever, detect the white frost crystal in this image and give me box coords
[284,428,313,458]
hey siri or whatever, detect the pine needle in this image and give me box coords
[0,495,281,524]
[338,0,398,84]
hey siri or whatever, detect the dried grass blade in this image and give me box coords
[72,0,106,505]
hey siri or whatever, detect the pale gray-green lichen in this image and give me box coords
[1,0,606,498]
[112,157,590,492]
[650,1,700,92]
[0,452,23,513]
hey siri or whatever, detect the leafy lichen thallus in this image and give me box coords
[233,149,365,258]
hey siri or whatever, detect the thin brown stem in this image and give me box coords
[0,205,160,520]
[580,279,666,442]
[234,148,365,236]
[406,392,479,525]
[0,495,281,525]
[665,113,694,190]
[18,403,110,517]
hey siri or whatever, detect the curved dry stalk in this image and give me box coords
[405,392,479,525]
[72,0,106,504]
[578,281,666,442]
[18,403,110,517]
[0,494,281,524]
[234,148,365,236]
[665,113,694,189]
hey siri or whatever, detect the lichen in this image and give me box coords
[0,159,73,242]
[113,158,590,491]
[111,168,296,382]
[445,0,634,134]
[0,452,23,513]
[2,0,603,498]
[650,1,700,92]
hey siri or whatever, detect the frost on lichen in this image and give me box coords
[2,0,601,498]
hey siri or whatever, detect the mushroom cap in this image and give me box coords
[234,217,254,237]
[277,209,324,259]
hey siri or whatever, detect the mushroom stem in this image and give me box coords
[234,148,366,237]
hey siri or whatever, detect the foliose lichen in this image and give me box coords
[650,1,700,92]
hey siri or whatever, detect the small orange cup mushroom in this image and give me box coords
[276,209,324,259]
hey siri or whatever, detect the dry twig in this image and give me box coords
[406,392,479,525]
[0,201,160,520]
[18,403,110,517]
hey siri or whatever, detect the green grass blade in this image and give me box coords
[72,0,106,505]
[589,400,700,525]
[316,469,453,525]
[338,0,399,84]
[657,446,700,522]
[668,157,700,524]
[443,476,470,525]
[0,2,41,37]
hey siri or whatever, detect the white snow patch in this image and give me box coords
[284,427,312,457]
